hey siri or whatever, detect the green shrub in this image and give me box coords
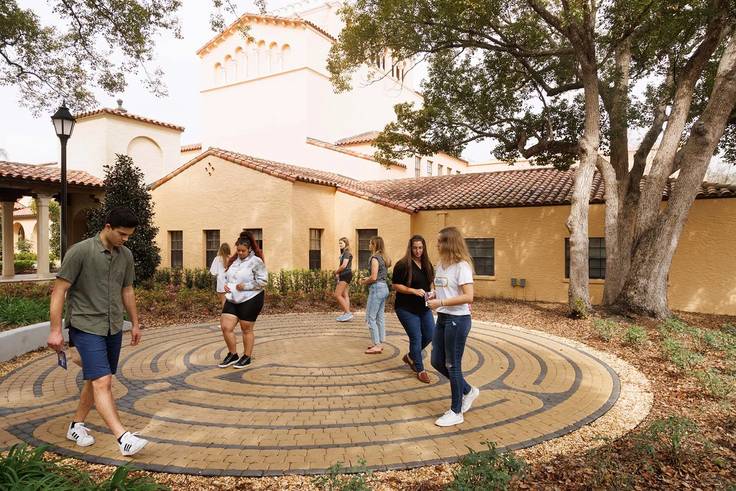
[661,336,704,371]
[313,459,371,491]
[0,297,49,327]
[592,319,619,342]
[16,237,32,253]
[0,443,168,490]
[623,325,648,346]
[694,368,736,400]
[15,250,37,261]
[634,417,699,468]
[448,441,525,491]
[660,317,691,335]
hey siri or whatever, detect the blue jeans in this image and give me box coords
[395,307,435,372]
[366,282,389,345]
[431,313,472,413]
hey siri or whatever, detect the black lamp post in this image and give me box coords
[51,102,75,260]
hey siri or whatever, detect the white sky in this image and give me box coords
[0,0,494,166]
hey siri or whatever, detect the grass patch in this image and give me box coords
[693,368,736,400]
[313,459,372,491]
[661,336,704,371]
[592,318,619,342]
[0,297,50,329]
[0,443,168,490]
[448,441,525,491]
[623,324,648,346]
[633,416,700,468]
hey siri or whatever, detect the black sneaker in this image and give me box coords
[218,352,239,368]
[233,355,252,369]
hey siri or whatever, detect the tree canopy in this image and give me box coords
[328,0,736,318]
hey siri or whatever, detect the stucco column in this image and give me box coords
[35,194,51,275]
[2,201,15,277]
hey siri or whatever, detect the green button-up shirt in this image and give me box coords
[57,234,135,336]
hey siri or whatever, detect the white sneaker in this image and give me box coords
[343,312,353,321]
[118,431,149,456]
[461,386,480,413]
[66,422,95,447]
[435,410,464,427]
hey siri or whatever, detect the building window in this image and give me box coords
[170,231,183,269]
[456,170,461,175]
[243,228,263,251]
[565,237,606,279]
[466,238,494,276]
[447,167,452,175]
[205,230,220,267]
[357,228,378,270]
[414,156,421,177]
[438,163,444,175]
[309,229,322,270]
[426,160,433,176]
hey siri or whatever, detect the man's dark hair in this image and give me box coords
[105,207,139,228]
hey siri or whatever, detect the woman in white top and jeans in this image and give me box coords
[217,231,268,370]
[209,242,231,307]
[427,227,480,427]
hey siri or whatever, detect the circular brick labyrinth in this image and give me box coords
[0,313,620,476]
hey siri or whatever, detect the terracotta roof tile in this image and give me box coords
[0,161,103,188]
[196,13,335,56]
[149,149,736,212]
[149,148,416,213]
[181,143,203,152]
[306,137,406,168]
[76,108,184,131]
[335,131,381,146]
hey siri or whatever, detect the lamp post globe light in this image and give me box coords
[51,102,75,260]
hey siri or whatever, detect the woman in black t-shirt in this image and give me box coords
[334,237,354,322]
[392,235,435,383]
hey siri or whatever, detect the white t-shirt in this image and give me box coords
[434,261,474,315]
[209,256,227,293]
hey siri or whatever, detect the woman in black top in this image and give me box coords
[334,237,354,322]
[392,235,435,383]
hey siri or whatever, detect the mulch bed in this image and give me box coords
[1,297,735,489]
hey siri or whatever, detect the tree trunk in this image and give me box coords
[566,18,600,317]
[615,34,736,318]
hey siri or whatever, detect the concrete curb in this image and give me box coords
[0,321,132,363]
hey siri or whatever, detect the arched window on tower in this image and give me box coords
[281,44,291,69]
[214,62,224,85]
[269,42,279,72]
[257,40,267,75]
[235,47,246,79]
[225,55,236,83]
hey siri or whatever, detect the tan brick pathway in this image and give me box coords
[0,313,620,476]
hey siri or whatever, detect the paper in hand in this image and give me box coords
[57,350,67,370]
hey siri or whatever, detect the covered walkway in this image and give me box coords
[0,161,102,279]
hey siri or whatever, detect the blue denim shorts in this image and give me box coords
[68,326,123,380]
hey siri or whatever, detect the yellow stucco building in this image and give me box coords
[150,148,736,316]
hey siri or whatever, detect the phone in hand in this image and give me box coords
[57,350,67,370]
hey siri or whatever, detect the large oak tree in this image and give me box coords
[328,0,736,318]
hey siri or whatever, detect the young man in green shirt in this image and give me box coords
[47,207,148,456]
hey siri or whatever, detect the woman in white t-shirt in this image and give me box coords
[209,242,231,307]
[427,227,480,427]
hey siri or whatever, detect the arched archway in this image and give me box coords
[127,136,164,182]
[13,222,25,245]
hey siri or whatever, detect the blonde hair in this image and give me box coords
[217,242,231,266]
[437,227,473,268]
[369,236,392,267]
[339,236,351,254]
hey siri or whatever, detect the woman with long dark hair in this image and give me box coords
[427,227,479,426]
[392,235,435,383]
[217,231,267,369]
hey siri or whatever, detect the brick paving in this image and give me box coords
[0,313,620,476]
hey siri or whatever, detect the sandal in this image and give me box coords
[365,346,383,354]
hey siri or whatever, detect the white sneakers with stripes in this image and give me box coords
[118,431,149,456]
[66,422,95,447]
